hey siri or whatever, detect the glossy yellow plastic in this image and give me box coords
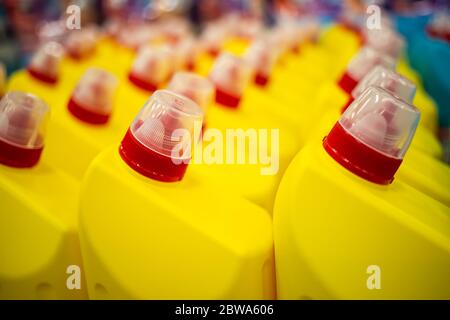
[0,161,86,299]
[79,147,275,299]
[222,37,250,56]
[274,143,450,299]
[397,59,439,134]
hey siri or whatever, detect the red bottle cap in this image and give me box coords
[68,68,118,124]
[119,90,203,182]
[0,91,49,168]
[342,65,416,113]
[128,46,171,92]
[324,86,420,185]
[27,42,64,85]
[338,47,396,94]
[209,53,252,108]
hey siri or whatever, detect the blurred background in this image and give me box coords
[0,0,449,159]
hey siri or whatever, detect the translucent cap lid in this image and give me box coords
[245,36,279,77]
[346,46,396,82]
[130,46,172,86]
[352,65,416,103]
[209,53,252,97]
[340,86,420,159]
[168,72,213,114]
[130,90,203,160]
[0,91,49,149]
[365,28,405,59]
[65,28,98,58]
[28,41,64,82]
[72,67,118,115]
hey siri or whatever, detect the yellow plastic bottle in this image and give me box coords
[274,86,450,299]
[312,66,448,205]
[79,90,275,299]
[0,92,86,299]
